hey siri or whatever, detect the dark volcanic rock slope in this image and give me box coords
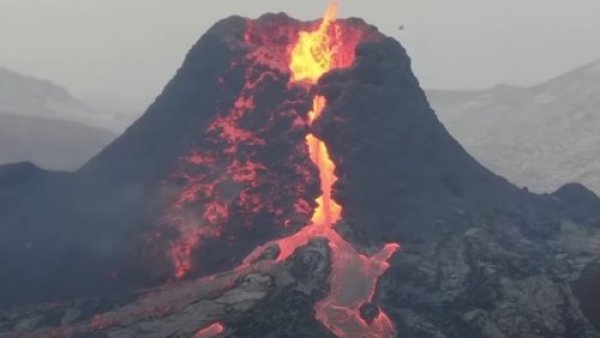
[315,36,600,338]
[1,12,600,338]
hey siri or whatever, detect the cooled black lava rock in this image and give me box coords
[0,237,334,338]
[316,37,527,245]
[360,302,380,324]
[576,262,600,333]
[553,183,600,220]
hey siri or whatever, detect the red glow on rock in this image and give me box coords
[194,322,225,338]
[171,226,221,279]
[157,15,319,279]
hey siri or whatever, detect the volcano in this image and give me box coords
[2,4,600,338]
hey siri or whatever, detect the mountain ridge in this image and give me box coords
[0,111,115,170]
[0,66,92,121]
[428,58,600,194]
[0,67,118,169]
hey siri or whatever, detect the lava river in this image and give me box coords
[241,3,400,337]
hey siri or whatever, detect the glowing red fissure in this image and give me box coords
[163,54,287,279]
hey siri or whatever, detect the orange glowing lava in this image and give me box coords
[194,323,225,338]
[290,1,338,83]
[290,2,341,228]
[268,2,401,337]
[306,97,342,227]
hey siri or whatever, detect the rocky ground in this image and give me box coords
[0,239,332,338]
[2,192,599,337]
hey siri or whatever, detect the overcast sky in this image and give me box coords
[1,0,599,111]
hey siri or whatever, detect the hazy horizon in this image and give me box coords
[1,0,599,112]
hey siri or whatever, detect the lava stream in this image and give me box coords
[288,3,401,336]
[247,2,400,337]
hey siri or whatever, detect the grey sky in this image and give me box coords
[1,0,599,111]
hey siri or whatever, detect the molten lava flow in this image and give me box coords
[289,2,342,229]
[194,323,225,338]
[290,2,338,83]
[251,2,400,337]
[306,97,342,227]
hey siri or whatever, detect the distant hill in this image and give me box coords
[0,111,115,170]
[0,67,94,123]
[0,67,117,169]
[428,59,600,194]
